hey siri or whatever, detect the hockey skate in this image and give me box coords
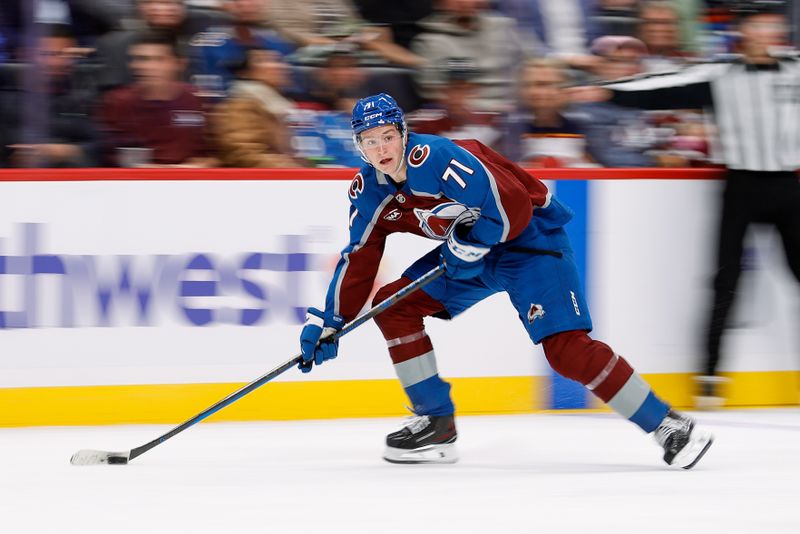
[383,414,458,464]
[654,410,713,469]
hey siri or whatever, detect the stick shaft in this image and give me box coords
[128,265,444,461]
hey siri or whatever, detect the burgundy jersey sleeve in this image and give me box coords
[323,182,395,323]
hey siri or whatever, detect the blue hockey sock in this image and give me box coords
[404,375,455,416]
[628,390,670,433]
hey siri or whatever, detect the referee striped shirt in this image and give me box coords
[606,55,800,172]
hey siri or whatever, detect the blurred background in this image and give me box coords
[0,0,796,170]
[0,1,798,423]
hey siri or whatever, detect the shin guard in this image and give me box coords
[373,278,454,416]
[542,330,669,432]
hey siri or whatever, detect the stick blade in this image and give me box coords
[70,449,130,466]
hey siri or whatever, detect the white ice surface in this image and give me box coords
[1,410,798,534]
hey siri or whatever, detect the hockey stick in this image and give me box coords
[70,265,445,466]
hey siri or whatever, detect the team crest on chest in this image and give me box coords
[413,202,480,240]
[408,144,430,168]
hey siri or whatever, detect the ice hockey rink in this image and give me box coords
[1,409,798,534]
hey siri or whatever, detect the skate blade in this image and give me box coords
[383,443,459,464]
[673,430,714,469]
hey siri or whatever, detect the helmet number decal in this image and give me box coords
[349,173,364,199]
[440,159,474,189]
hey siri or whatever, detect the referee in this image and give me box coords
[569,1,800,408]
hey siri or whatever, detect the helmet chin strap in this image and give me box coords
[391,126,408,176]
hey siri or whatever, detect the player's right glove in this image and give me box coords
[440,225,490,280]
[298,307,343,373]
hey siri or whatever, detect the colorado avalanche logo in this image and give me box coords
[527,304,545,324]
[349,173,364,199]
[413,202,480,240]
[408,144,430,168]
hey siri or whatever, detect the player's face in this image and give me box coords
[359,126,404,174]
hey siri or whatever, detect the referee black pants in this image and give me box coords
[704,169,800,376]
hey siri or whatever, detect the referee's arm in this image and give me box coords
[609,81,714,111]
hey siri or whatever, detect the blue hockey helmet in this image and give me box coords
[351,93,408,169]
[351,93,406,136]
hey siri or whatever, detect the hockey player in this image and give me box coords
[298,93,714,468]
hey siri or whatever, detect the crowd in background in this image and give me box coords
[0,0,796,169]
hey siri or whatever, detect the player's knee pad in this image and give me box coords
[541,330,633,400]
[372,278,421,338]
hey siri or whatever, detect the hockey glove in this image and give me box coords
[440,226,490,280]
[298,307,344,373]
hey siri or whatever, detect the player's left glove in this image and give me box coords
[440,226,490,280]
[298,307,344,373]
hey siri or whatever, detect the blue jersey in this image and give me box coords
[324,132,572,321]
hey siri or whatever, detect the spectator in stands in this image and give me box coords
[589,0,641,38]
[496,0,596,56]
[93,0,221,90]
[210,48,304,167]
[0,24,100,168]
[266,0,423,68]
[573,35,658,167]
[300,45,366,111]
[0,28,9,64]
[0,1,23,61]
[411,0,535,112]
[353,0,433,50]
[638,0,695,71]
[63,0,136,46]
[190,0,294,95]
[98,32,215,167]
[672,0,704,54]
[406,57,502,147]
[290,45,365,166]
[504,58,591,167]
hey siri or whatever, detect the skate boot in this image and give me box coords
[383,414,458,464]
[654,410,714,469]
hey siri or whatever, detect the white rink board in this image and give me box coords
[590,179,799,374]
[0,178,797,389]
[0,180,537,388]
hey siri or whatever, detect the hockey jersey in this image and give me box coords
[324,132,572,322]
